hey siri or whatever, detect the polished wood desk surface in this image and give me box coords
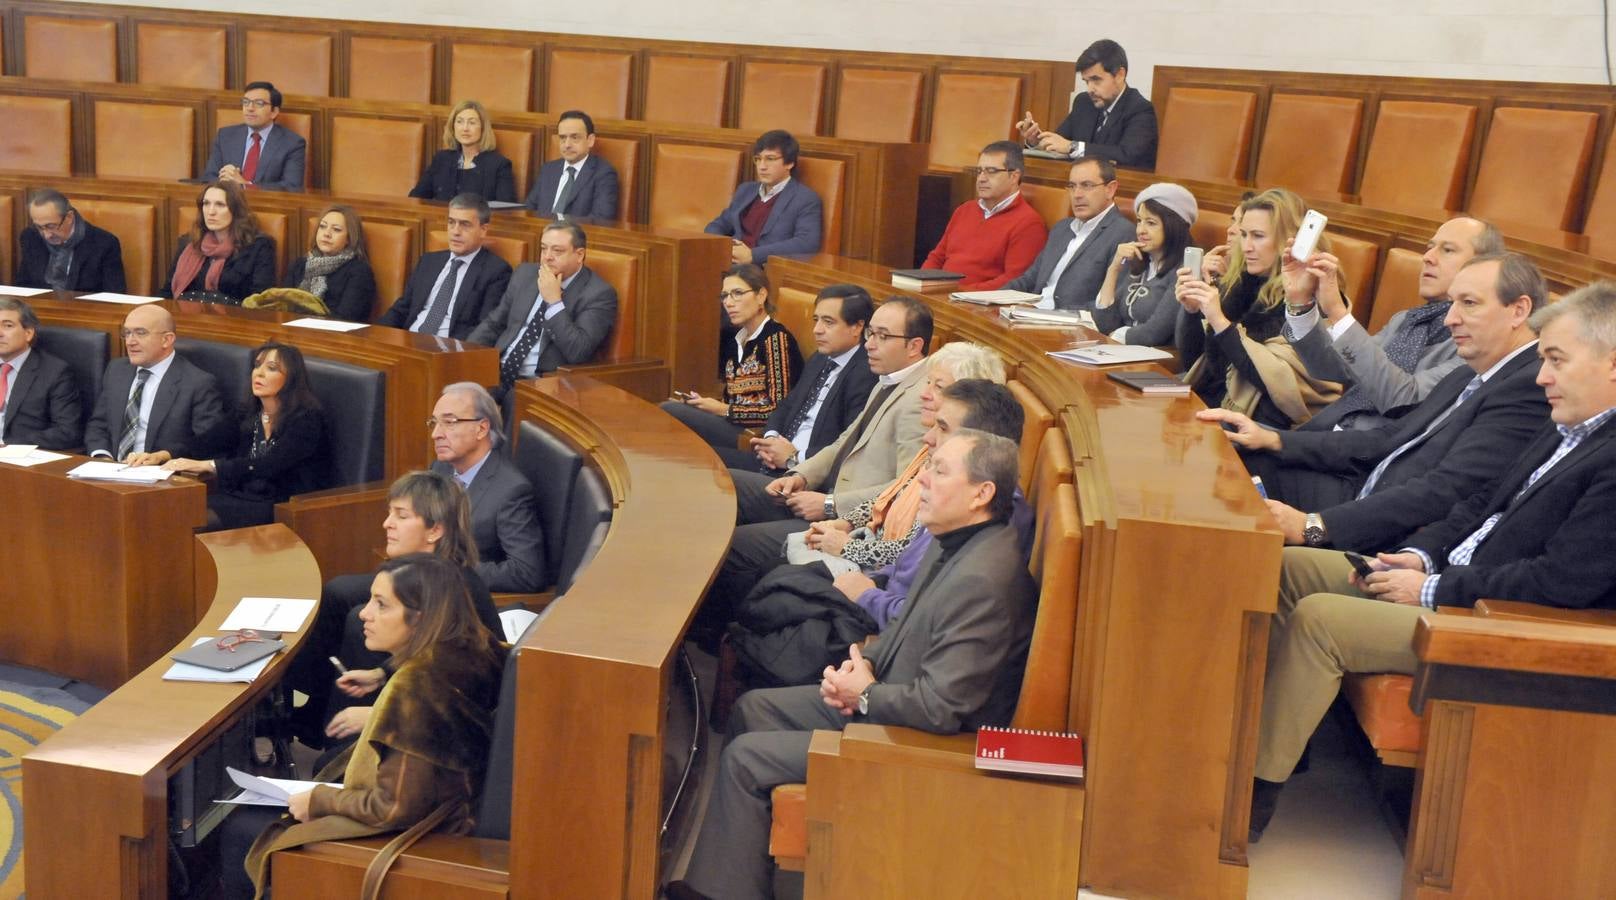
[22,523,323,898]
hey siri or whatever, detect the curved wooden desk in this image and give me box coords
[21,523,323,898]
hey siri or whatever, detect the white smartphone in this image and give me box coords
[1291,210,1328,262]
[1181,246,1205,279]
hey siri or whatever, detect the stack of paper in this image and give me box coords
[1000,306,1096,329]
[0,286,54,297]
[66,461,174,483]
[219,766,330,806]
[950,289,1042,306]
[163,637,276,683]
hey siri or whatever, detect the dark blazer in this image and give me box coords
[431,451,548,592]
[1003,207,1134,311]
[466,264,618,374]
[1275,348,1548,552]
[283,255,379,323]
[378,249,513,340]
[1052,86,1158,170]
[704,178,823,262]
[206,406,331,528]
[83,354,230,459]
[165,234,277,302]
[0,348,82,449]
[762,345,878,460]
[1407,418,1616,610]
[203,123,306,192]
[523,155,620,221]
[409,149,517,203]
[16,221,127,293]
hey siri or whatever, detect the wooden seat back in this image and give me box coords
[740,61,827,135]
[1358,100,1477,215]
[775,286,819,352]
[1029,426,1074,516]
[25,15,117,82]
[546,49,634,120]
[834,67,924,143]
[794,156,845,255]
[0,94,73,177]
[1468,106,1598,232]
[276,110,316,191]
[1021,183,1070,229]
[328,116,425,197]
[1015,481,1082,730]
[451,43,535,114]
[92,100,195,181]
[77,198,157,295]
[927,73,1022,171]
[1007,380,1053,494]
[1583,132,1616,257]
[643,55,730,127]
[348,36,435,104]
[135,23,226,90]
[1255,93,1363,195]
[1366,247,1425,334]
[426,230,529,271]
[1155,87,1258,182]
[359,220,416,320]
[649,143,744,233]
[243,29,333,96]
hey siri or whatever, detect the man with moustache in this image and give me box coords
[1016,39,1158,169]
[920,141,1048,290]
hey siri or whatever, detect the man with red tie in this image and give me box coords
[203,81,307,192]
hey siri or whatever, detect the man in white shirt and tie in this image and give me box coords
[523,110,622,222]
[202,81,307,192]
[83,303,228,464]
[378,195,513,341]
[1003,156,1134,311]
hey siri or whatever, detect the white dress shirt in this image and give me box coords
[1035,205,1116,309]
[410,247,483,338]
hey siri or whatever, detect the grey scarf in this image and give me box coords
[297,249,356,299]
[44,213,88,290]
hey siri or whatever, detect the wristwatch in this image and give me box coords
[857,685,873,716]
[1303,513,1328,547]
[823,495,836,520]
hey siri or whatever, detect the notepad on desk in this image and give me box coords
[66,460,174,483]
[975,726,1084,780]
[0,285,54,297]
[219,767,330,806]
[0,448,72,467]
[1047,344,1172,366]
[1107,370,1191,395]
[950,289,1042,306]
[220,597,316,633]
[163,637,277,683]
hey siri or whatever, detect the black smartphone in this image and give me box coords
[1344,552,1375,578]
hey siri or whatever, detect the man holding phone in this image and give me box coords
[1015,39,1158,169]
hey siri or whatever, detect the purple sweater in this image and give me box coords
[855,489,1035,629]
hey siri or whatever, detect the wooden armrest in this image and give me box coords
[492,590,556,612]
[556,357,668,402]
[274,482,390,578]
[1472,599,1616,628]
[831,723,980,772]
[1413,614,1616,680]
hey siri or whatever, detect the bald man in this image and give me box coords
[84,304,229,463]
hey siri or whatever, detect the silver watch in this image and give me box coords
[857,686,872,716]
[823,495,836,520]
[1303,513,1328,547]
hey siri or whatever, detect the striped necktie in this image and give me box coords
[116,367,153,461]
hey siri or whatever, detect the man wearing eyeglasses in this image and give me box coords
[705,129,823,264]
[920,141,1047,290]
[427,382,547,592]
[202,81,307,192]
[83,303,228,465]
[16,189,127,294]
[1004,156,1133,311]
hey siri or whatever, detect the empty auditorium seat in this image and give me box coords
[794,156,844,254]
[494,127,535,201]
[328,116,425,197]
[1582,136,1616,255]
[1468,106,1598,232]
[739,61,827,135]
[0,95,73,176]
[358,220,416,319]
[1358,100,1477,216]
[75,199,157,296]
[347,36,435,104]
[1155,87,1258,182]
[643,55,731,127]
[648,143,744,233]
[276,111,316,190]
[546,49,634,120]
[1190,208,1233,255]
[834,67,925,143]
[774,286,818,351]
[92,101,195,181]
[1255,93,1363,195]
[1007,380,1053,495]
[303,356,387,487]
[1021,183,1071,228]
[1325,233,1381,321]
[451,43,535,113]
[136,23,226,90]
[426,231,528,271]
[587,136,641,222]
[243,30,333,96]
[1367,247,1425,334]
[25,15,117,83]
[583,249,640,361]
[927,73,1022,171]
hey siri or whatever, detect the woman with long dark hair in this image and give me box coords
[1092,182,1197,346]
[281,204,378,321]
[166,180,276,302]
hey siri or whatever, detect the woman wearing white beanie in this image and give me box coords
[1092,182,1197,346]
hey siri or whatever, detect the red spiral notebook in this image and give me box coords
[974,726,1084,780]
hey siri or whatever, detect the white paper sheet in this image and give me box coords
[78,292,164,304]
[65,461,173,483]
[217,766,329,806]
[283,316,371,332]
[0,448,71,467]
[219,597,317,633]
[0,285,53,297]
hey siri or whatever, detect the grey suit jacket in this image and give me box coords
[466,264,619,374]
[792,359,929,512]
[432,450,547,592]
[1003,206,1134,311]
[83,354,229,459]
[203,123,307,192]
[863,522,1037,732]
[1290,308,1463,431]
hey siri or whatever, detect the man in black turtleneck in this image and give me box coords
[669,430,1037,900]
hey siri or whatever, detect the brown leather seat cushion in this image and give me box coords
[243,29,333,97]
[1009,380,1054,495]
[136,22,226,90]
[1327,232,1381,320]
[1021,183,1070,229]
[1367,247,1424,334]
[1583,132,1616,256]
[584,249,639,361]
[1344,673,1421,754]
[1190,208,1233,256]
[494,127,535,201]
[0,94,73,177]
[93,100,195,181]
[26,15,117,83]
[547,49,634,120]
[649,143,743,234]
[586,135,641,223]
[348,36,435,104]
[1358,100,1477,216]
[329,116,425,197]
[834,67,924,143]
[740,61,827,136]
[927,73,1021,171]
[77,199,156,295]
[1468,106,1598,232]
[794,156,844,255]
[451,43,534,113]
[1256,93,1363,196]
[643,55,730,127]
[774,285,818,352]
[276,110,316,190]
[1156,87,1258,182]
[425,230,527,271]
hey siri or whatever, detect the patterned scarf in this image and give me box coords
[43,214,88,290]
[297,249,356,299]
[1331,300,1453,420]
[169,231,236,298]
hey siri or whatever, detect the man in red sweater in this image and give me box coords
[921,141,1048,289]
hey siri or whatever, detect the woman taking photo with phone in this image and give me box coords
[1092,182,1197,347]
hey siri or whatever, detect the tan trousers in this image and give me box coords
[1255,547,1426,782]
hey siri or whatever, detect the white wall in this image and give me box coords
[67,0,1616,99]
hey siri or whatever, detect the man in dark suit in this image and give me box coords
[84,303,228,464]
[670,431,1037,900]
[735,284,877,472]
[16,189,127,294]
[1247,280,1616,842]
[467,222,618,391]
[705,129,823,264]
[1016,39,1158,170]
[523,110,620,222]
[0,297,81,449]
[202,81,307,192]
[428,382,547,592]
[1200,253,1550,552]
[379,194,513,341]
[1003,156,1134,311]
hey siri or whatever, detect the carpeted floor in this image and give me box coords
[0,668,103,900]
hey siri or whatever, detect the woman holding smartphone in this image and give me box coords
[1093,182,1197,347]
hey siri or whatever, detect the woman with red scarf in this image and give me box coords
[165,180,276,303]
